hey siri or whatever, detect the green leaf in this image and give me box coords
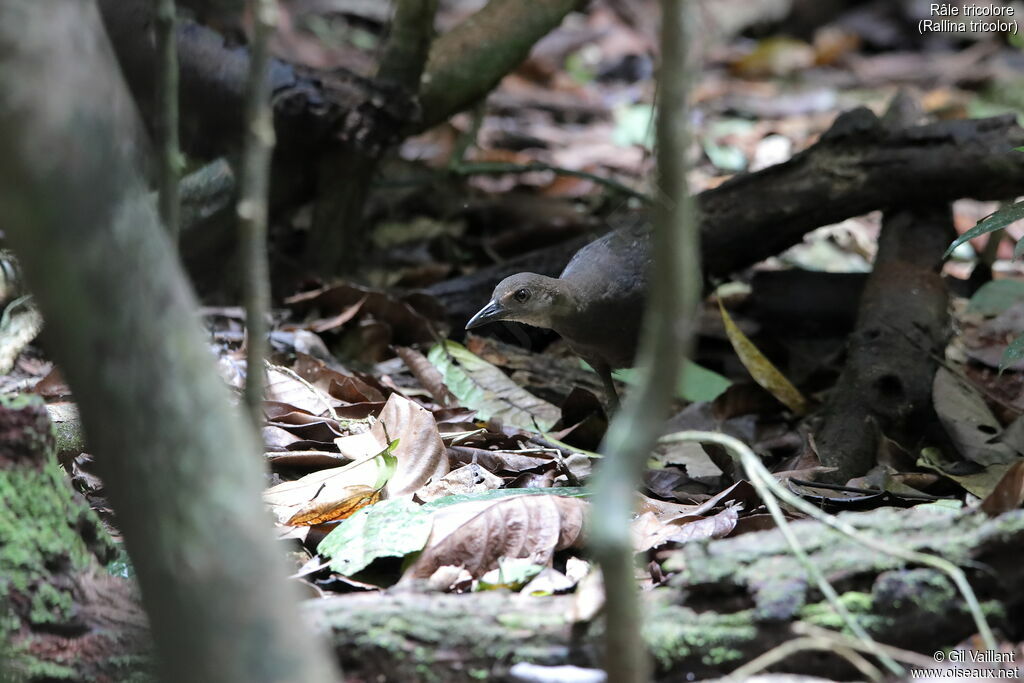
[966,280,1024,316]
[613,104,655,149]
[609,359,732,403]
[319,498,432,576]
[477,558,544,591]
[371,439,400,490]
[1013,236,1024,260]
[427,341,561,432]
[1000,334,1024,374]
[944,200,1024,259]
[423,486,588,511]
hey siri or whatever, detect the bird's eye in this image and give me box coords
[513,288,531,303]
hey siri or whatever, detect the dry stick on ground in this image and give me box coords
[0,2,338,680]
[587,1,701,681]
[155,0,181,242]
[238,0,277,423]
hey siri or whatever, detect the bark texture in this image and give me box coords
[815,95,955,481]
[98,0,415,160]
[0,2,337,681]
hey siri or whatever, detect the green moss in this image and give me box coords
[0,395,122,677]
[29,581,74,625]
[644,604,755,670]
[799,591,892,632]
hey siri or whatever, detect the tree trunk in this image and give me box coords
[0,2,337,681]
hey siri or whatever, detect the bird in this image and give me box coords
[465,220,651,409]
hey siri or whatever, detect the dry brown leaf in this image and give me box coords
[405,495,587,580]
[632,506,739,552]
[980,460,1024,518]
[264,458,386,525]
[416,464,504,503]
[334,393,449,497]
[286,486,381,526]
[395,346,458,408]
[265,367,341,416]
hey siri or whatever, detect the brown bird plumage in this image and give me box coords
[466,221,651,408]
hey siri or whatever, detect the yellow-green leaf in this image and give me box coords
[719,300,808,415]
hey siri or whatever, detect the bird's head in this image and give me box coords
[465,273,574,331]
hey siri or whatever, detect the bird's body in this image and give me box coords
[466,221,651,407]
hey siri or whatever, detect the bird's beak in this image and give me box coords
[466,300,505,330]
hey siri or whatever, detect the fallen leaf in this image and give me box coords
[428,341,561,432]
[286,486,382,526]
[319,498,433,576]
[933,367,1020,467]
[719,300,808,415]
[405,494,587,580]
[632,506,739,552]
[334,393,449,497]
[980,460,1024,517]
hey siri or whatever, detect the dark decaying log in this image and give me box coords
[428,111,1024,327]
[814,95,955,481]
[97,0,416,161]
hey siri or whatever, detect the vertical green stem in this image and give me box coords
[587,1,700,681]
[155,0,181,241]
[239,0,277,424]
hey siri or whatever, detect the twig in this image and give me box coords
[155,0,182,241]
[726,636,884,682]
[661,430,997,668]
[587,3,701,682]
[787,478,947,501]
[792,622,938,668]
[238,0,278,425]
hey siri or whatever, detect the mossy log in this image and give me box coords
[0,395,150,682]
[307,505,1024,682]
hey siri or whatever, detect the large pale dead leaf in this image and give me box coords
[265,366,341,416]
[416,464,504,503]
[933,367,1021,467]
[405,494,587,580]
[264,449,393,525]
[427,341,561,432]
[632,506,739,552]
[917,447,1014,499]
[334,393,449,496]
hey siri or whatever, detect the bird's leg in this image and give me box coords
[596,364,620,414]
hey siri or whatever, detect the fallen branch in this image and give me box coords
[430,111,1024,325]
[307,503,1023,681]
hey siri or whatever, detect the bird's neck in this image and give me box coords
[547,280,583,331]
